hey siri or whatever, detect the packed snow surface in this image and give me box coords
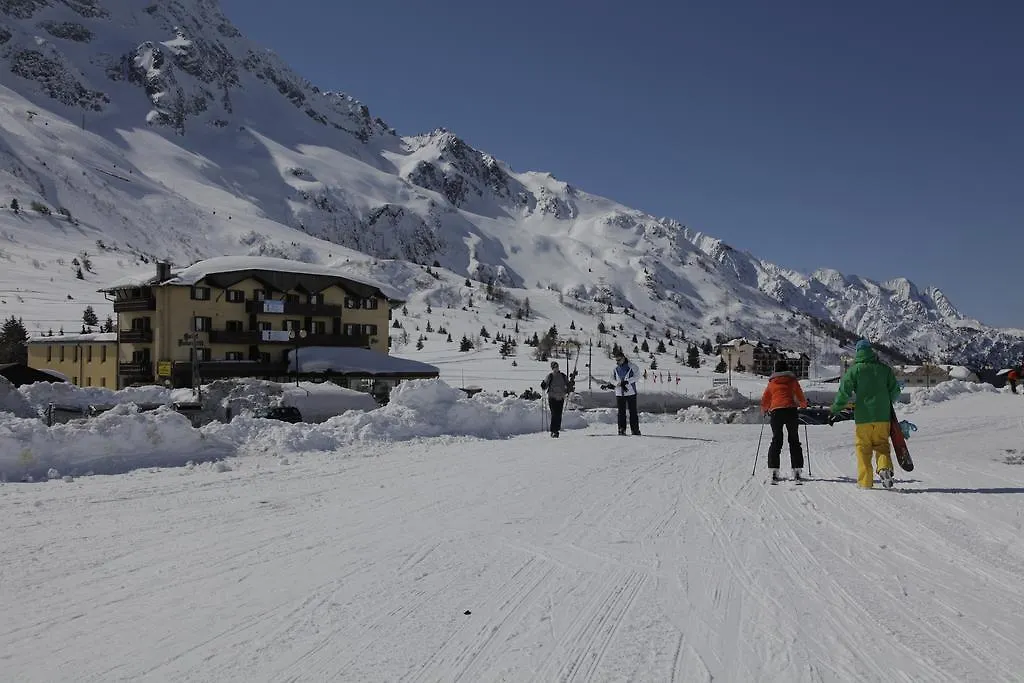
[2,381,1024,681]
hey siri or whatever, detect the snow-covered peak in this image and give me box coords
[0,0,1019,368]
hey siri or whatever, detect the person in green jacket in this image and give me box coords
[829,339,902,489]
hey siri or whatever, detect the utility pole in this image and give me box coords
[190,311,202,401]
[588,339,593,391]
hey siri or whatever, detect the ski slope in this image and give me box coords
[3,390,1024,681]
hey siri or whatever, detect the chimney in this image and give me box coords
[156,261,171,282]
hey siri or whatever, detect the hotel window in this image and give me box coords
[258,321,272,332]
[225,351,244,361]
[226,320,244,332]
[226,289,244,303]
[86,377,92,386]
[59,346,65,362]
[131,317,151,331]
[190,348,211,362]
[101,378,106,388]
[87,346,93,363]
[191,286,211,301]
[283,319,301,332]
[253,289,268,301]
[46,346,52,362]
[285,293,300,304]
[101,346,107,362]
[73,376,78,385]
[73,346,78,362]
[343,324,359,336]
[362,324,379,336]
[193,316,212,332]
[344,296,360,309]
[308,293,324,305]
[362,297,379,310]
[310,320,326,335]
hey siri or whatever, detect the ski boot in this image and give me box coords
[879,468,894,490]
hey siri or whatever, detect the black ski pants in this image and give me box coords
[548,397,564,433]
[767,407,804,469]
[616,394,640,434]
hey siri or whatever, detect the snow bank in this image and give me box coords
[675,405,762,424]
[0,405,233,481]
[0,377,38,418]
[17,382,179,411]
[902,379,1000,413]
[206,379,587,454]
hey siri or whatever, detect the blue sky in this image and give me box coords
[221,0,1023,327]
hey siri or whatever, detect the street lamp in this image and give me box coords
[725,348,733,386]
[289,328,308,386]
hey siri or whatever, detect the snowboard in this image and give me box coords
[889,405,914,472]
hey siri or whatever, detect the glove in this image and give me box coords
[540,381,547,390]
[827,413,837,426]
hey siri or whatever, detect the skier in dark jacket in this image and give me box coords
[540,361,573,437]
[829,339,902,489]
[760,360,808,483]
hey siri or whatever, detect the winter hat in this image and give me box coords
[550,361,559,370]
[855,339,872,352]
[774,359,788,373]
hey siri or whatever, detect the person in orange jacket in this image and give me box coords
[1008,368,1018,394]
[760,359,809,483]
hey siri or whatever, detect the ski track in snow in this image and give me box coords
[3,409,1024,682]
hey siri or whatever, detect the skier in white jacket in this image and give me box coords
[608,352,641,435]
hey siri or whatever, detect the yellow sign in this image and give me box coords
[157,361,172,377]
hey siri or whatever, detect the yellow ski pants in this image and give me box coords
[855,422,893,488]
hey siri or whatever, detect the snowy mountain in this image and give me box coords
[0,0,1020,367]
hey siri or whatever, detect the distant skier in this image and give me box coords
[1008,368,1018,394]
[828,339,902,489]
[605,352,641,435]
[760,360,808,483]
[540,360,573,438]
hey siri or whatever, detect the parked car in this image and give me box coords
[253,406,303,423]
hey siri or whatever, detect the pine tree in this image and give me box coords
[640,339,650,352]
[632,334,638,343]
[82,305,98,328]
[714,358,727,373]
[597,321,607,334]
[75,266,84,280]
[480,326,490,339]
[656,339,666,353]
[102,316,114,333]
[569,320,575,330]
[459,335,474,352]
[650,358,658,370]
[0,316,28,364]
[416,338,424,350]
[447,333,453,343]
[10,198,19,214]
[687,344,701,368]
[701,339,713,355]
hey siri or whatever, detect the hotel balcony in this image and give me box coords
[118,329,154,344]
[244,299,343,317]
[113,297,157,313]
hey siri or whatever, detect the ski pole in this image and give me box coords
[804,422,811,477]
[751,413,767,476]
